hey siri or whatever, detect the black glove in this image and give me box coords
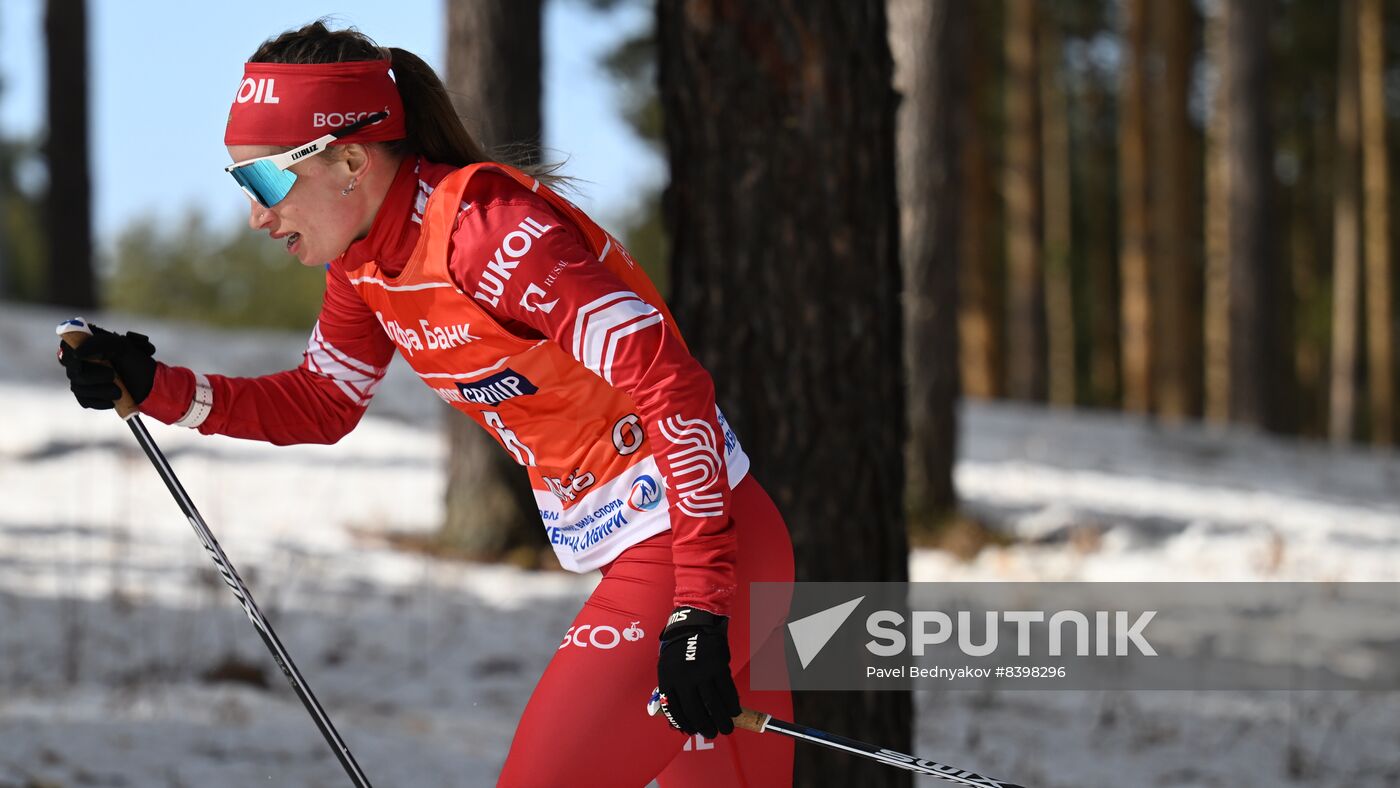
[57,324,158,410]
[654,606,741,738]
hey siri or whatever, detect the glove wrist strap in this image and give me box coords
[662,606,726,638]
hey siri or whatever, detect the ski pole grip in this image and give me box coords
[56,318,139,420]
[733,708,771,734]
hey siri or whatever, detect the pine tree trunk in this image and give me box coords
[1204,0,1231,424]
[1330,0,1362,444]
[1290,108,1329,437]
[43,0,94,309]
[958,1,1004,400]
[1118,0,1153,413]
[1282,74,1327,442]
[1358,0,1393,444]
[439,0,546,562]
[447,0,544,161]
[1083,78,1120,408]
[1149,0,1202,421]
[1040,11,1075,407]
[1226,0,1287,432]
[1281,1,1335,439]
[1003,0,1047,402]
[657,1,910,784]
[0,6,7,302]
[891,0,962,529]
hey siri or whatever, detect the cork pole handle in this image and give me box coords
[56,318,139,420]
[732,708,772,734]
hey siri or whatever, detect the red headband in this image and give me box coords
[224,59,406,146]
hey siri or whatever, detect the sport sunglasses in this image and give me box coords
[225,110,389,209]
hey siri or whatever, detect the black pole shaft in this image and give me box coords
[125,415,373,787]
[760,716,1027,787]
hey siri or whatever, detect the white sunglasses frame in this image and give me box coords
[224,133,339,178]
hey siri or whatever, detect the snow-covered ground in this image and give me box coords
[2,303,1397,787]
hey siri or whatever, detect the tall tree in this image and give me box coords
[957,1,1004,400]
[657,1,910,784]
[1330,0,1362,443]
[439,0,546,562]
[1003,0,1047,401]
[1118,0,1153,413]
[1290,104,1331,436]
[1149,0,1202,420]
[891,0,962,528]
[1270,0,1338,438]
[43,0,94,309]
[1083,76,1121,408]
[447,1,544,161]
[1204,0,1230,423]
[0,3,7,303]
[1358,0,1393,444]
[1040,8,1076,407]
[1226,0,1287,432]
[1071,13,1121,409]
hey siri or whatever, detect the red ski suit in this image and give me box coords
[140,156,794,786]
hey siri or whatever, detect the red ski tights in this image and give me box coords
[498,475,795,787]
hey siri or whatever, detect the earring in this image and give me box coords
[341,178,358,197]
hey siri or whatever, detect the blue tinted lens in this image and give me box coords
[229,159,297,208]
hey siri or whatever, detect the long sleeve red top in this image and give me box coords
[140,156,738,615]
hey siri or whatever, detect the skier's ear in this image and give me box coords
[338,143,372,180]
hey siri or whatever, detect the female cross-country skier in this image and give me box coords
[59,21,794,787]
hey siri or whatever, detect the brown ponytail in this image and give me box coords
[247,20,565,186]
[383,46,490,167]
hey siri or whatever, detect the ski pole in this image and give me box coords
[730,708,1027,787]
[57,318,374,788]
[648,689,1025,787]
